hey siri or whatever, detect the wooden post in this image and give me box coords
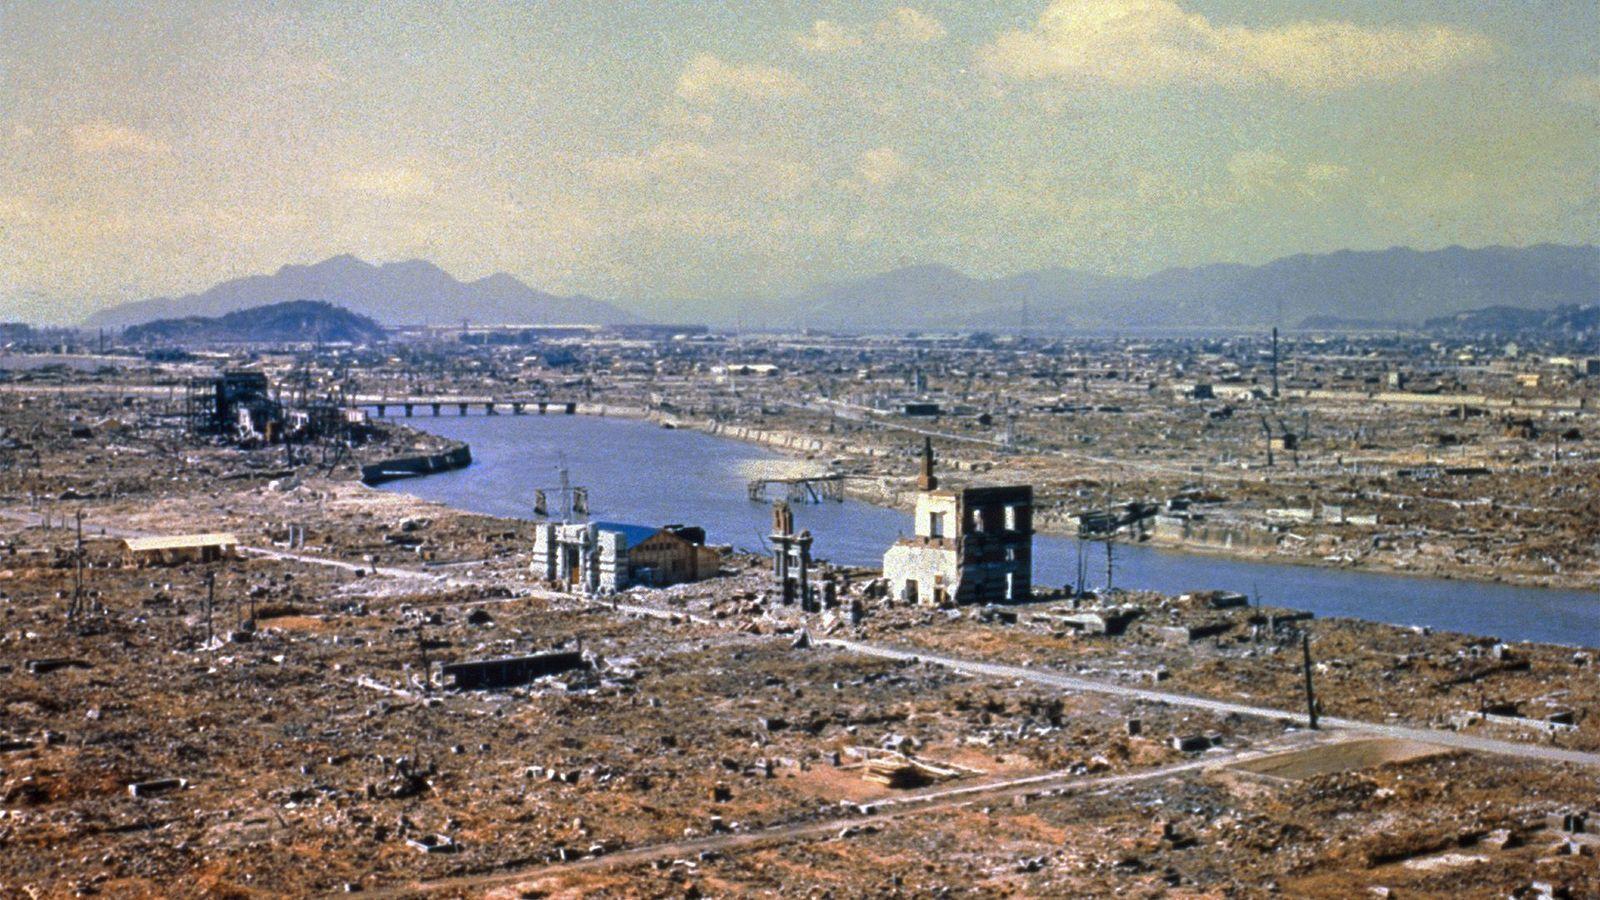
[69,510,84,629]
[1301,632,1319,730]
[1104,538,1114,594]
[205,571,215,650]
[417,626,431,694]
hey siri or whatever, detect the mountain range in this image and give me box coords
[771,244,1599,332]
[86,255,636,329]
[83,244,1598,332]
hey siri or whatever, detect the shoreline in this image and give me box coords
[343,473,1600,651]
[375,411,1600,596]
[679,415,1600,595]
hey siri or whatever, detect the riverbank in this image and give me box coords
[677,413,1600,593]
[369,413,1600,646]
[359,442,473,485]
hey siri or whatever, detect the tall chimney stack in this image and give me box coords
[916,436,938,491]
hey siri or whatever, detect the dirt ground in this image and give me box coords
[1,378,1597,898]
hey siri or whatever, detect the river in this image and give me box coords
[375,413,1600,647]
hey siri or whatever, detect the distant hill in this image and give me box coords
[1423,304,1600,338]
[84,244,1599,334]
[1294,315,1406,331]
[775,244,1600,332]
[88,255,637,329]
[123,300,388,345]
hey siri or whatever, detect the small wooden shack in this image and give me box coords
[122,533,240,567]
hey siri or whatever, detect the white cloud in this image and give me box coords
[844,147,912,192]
[587,140,814,202]
[0,194,37,222]
[676,54,809,104]
[1559,74,1600,108]
[1302,163,1351,194]
[981,0,1491,91]
[341,165,437,198]
[796,20,863,54]
[795,8,945,54]
[1226,149,1292,194]
[587,140,715,184]
[70,122,170,156]
[1221,150,1349,203]
[875,8,947,45]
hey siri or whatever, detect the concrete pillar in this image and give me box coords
[564,402,576,415]
[376,404,386,418]
[458,403,469,416]
[404,404,414,417]
[773,537,790,582]
[431,403,441,416]
[797,532,813,610]
[485,402,497,415]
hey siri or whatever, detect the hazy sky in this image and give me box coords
[1,0,1596,323]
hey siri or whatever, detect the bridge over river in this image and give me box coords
[352,396,578,418]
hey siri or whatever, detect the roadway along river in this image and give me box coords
[376,413,1600,648]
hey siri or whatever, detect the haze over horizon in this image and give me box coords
[2,1,1597,325]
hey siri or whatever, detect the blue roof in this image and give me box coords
[592,521,661,547]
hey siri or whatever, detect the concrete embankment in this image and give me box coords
[361,443,473,485]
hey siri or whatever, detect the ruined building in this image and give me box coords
[882,438,1033,605]
[183,368,363,446]
[531,521,716,593]
[770,501,814,607]
[185,370,283,441]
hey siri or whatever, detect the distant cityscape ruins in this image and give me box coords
[2,306,1600,897]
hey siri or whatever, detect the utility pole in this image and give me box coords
[69,510,84,629]
[1271,327,1280,399]
[1104,538,1115,594]
[1301,632,1319,730]
[1074,538,1086,601]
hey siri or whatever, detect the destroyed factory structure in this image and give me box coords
[185,368,368,447]
[882,438,1033,605]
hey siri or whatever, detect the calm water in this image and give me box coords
[378,413,1600,647]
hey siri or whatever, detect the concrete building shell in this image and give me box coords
[881,440,1033,605]
[531,521,714,594]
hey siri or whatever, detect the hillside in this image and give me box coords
[776,244,1600,332]
[89,256,637,329]
[1423,304,1600,338]
[121,300,387,345]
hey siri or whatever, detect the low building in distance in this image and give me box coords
[121,533,240,567]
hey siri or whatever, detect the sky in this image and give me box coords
[0,0,1596,323]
